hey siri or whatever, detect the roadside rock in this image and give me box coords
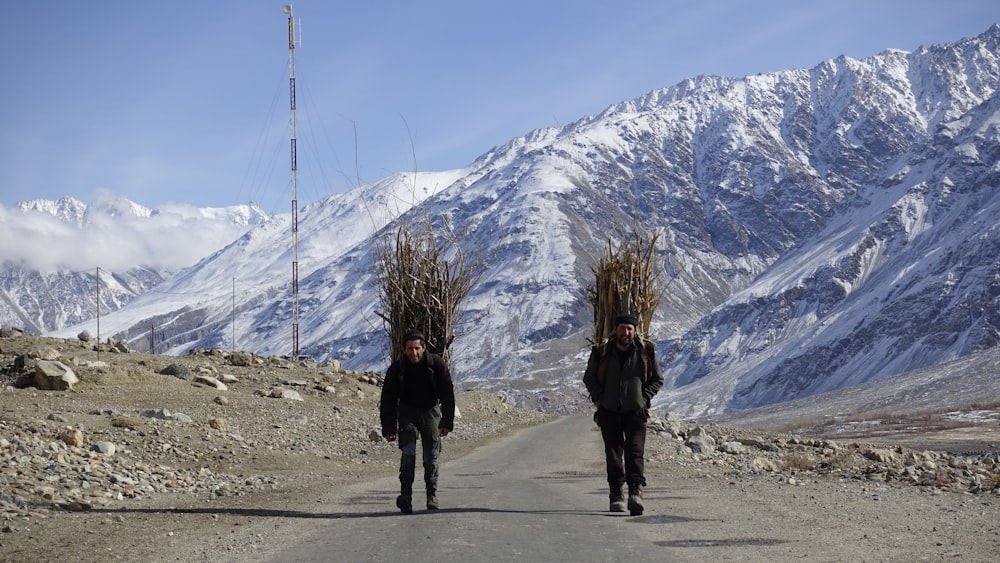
[646,414,1000,496]
[34,359,78,390]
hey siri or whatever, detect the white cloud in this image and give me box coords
[0,202,251,274]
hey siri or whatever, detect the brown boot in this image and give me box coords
[627,484,644,516]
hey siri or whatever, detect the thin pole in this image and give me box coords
[232,277,236,353]
[96,266,101,362]
[284,4,300,359]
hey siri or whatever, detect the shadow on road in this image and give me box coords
[88,505,627,520]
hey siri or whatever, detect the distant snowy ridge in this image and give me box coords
[0,193,274,333]
[38,25,1000,417]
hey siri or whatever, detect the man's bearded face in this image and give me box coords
[404,339,425,363]
[615,323,636,348]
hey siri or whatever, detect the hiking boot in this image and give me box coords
[396,494,413,514]
[426,493,439,510]
[609,485,626,512]
[627,486,644,516]
[398,453,415,514]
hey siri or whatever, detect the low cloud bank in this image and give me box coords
[0,201,255,273]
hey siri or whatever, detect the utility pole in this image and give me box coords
[232,277,236,354]
[283,4,301,359]
[96,266,101,362]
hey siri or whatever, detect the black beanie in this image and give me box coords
[402,329,425,344]
[614,314,639,327]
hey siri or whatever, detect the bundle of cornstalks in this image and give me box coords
[588,229,662,345]
[374,222,477,363]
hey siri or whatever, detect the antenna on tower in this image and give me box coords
[284,4,300,360]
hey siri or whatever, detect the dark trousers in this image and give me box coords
[396,403,442,496]
[596,408,648,491]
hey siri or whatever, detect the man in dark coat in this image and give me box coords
[380,330,456,513]
[583,313,663,515]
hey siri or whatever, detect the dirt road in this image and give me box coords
[183,416,999,563]
[271,416,659,562]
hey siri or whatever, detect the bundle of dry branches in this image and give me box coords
[374,222,477,363]
[587,229,662,344]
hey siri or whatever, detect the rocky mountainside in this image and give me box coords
[656,31,1000,416]
[0,263,169,335]
[42,25,1000,417]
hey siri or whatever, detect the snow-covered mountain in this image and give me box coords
[0,193,272,333]
[46,25,1000,417]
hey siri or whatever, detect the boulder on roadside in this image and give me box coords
[36,347,62,361]
[194,375,228,391]
[685,427,717,454]
[160,363,193,381]
[228,352,254,367]
[35,360,79,390]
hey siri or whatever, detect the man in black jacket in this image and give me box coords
[583,314,663,515]
[380,330,456,513]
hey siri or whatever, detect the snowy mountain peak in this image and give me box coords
[15,196,87,226]
[84,190,153,221]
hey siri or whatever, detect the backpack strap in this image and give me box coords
[594,339,614,385]
[641,339,656,383]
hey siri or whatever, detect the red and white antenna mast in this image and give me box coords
[283,4,301,359]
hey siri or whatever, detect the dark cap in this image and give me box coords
[402,329,425,343]
[614,313,639,327]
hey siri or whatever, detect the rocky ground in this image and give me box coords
[2,328,999,562]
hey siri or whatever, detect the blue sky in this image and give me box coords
[1,0,997,212]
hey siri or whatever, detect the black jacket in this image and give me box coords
[380,351,456,433]
[583,337,663,414]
